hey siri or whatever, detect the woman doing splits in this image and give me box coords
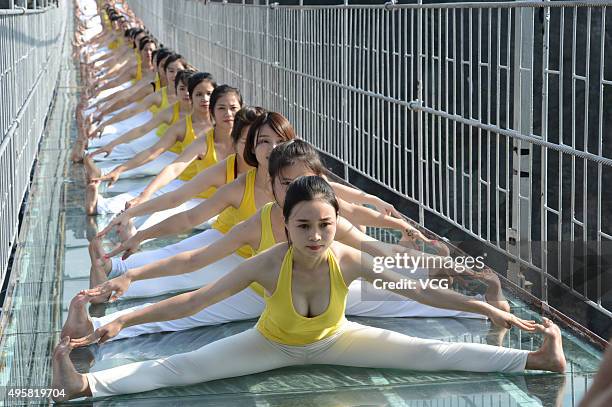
[51,176,566,401]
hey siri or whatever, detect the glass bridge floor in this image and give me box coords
[0,32,603,407]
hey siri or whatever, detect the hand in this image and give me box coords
[400,226,431,250]
[88,124,106,139]
[97,210,131,238]
[92,169,120,187]
[372,197,403,218]
[125,194,146,209]
[89,143,114,158]
[86,274,132,302]
[70,319,124,347]
[487,307,537,331]
[104,234,143,260]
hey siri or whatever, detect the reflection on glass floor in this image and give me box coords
[0,25,604,407]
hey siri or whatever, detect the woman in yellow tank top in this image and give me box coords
[88,69,195,161]
[105,83,243,212]
[79,45,168,140]
[82,40,168,142]
[84,73,215,215]
[94,107,264,243]
[89,54,186,137]
[53,176,566,401]
[90,112,296,284]
[79,141,481,336]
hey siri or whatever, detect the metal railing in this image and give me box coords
[0,2,67,287]
[129,0,612,319]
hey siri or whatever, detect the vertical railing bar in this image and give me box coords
[582,6,592,299]
[541,0,551,305]
[570,5,577,291]
[597,7,606,306]
[417,0,424,225]
[478,7,483,238]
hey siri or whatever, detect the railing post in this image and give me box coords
[509,2,535,293]
[342,0,349,181]
[416,0,424,226]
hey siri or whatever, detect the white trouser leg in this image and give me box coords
[134,198,206,232]
[99,151,178,179]
[345,279,486,319]
[119,252,244,298]
[86,328,295,398]
[92,128,160,162]
[91,288,264,341]
[96,179,184,215]
[110,229,225,276]
[309,321,529,373]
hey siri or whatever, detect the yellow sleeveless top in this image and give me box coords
[149,87,169,114]
[109,36,120,50]
[168,114,197,155]
[153,72,161,91]
[135,53,143,81]
[256,246,349,345]
[255,202,277,254]
[212,169,258,257]
[156,102,180,137]
[194,153,237,200]
[247,201,277,296]
[178,127,216,181]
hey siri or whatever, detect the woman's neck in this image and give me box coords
[236,154,253,173]
[291,244,328,271]
[167,82,176,97]
[191,108,210,124]
[179,101,191,112]
[254,166,272,192]
[214,124,231,140]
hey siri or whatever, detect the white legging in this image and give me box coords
[88,110,153,148]
[92,280,485,342]
[92,128,160,162]
[109,228,225,278]
[97,150,178,181]
[107,229,233,297]
[96,178,185,214]
[86,321,529,398]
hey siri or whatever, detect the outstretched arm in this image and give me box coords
[92,121,184,186]
[73,253,265,345]
[89,216,260,300]
[104,180,242,258]
[97,157,227,236]
[350,248,536,330]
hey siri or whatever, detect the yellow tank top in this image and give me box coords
[149,87,168,114]
[168,114,197,155]
[109,37,120,50]
[178,127,216,181]
[135,53,143,81]
[256,246,349,345]
[154,72,161,91]
[212,169,258,257]
[255,202,276,254]
[156,102,180,137]
[194,153,237,200]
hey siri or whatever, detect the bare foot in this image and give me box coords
[51,337,91,401]
[61,293,94,339]
[85,181,99,215]
[482,270,511,312]
[118,218,137,242]
[526,318,567,373]
[83,155,101,181]
[70,141,84,163]
[89,238,112,275]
